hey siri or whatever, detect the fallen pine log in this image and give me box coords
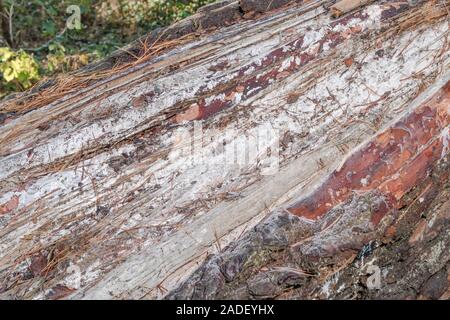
[0,0,449,300]
[330,0,375,17]
[168,77,450,299]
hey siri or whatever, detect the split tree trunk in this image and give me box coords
[0,0,449,300]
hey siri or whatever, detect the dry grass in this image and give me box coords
[0,31,198,115]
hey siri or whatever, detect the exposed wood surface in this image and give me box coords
[169,77,450,299]
[0,0,449,299]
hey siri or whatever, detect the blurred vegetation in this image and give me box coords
[0,0,215,98]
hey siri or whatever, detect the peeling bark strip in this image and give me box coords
[0,1,449,300]
[288,81,450,220]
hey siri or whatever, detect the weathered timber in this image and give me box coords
[168,79,450,299]
[330,0,375,17]
[0,0,449,300]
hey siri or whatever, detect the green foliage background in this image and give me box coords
[0,0,215,98]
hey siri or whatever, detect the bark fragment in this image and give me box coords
[0,0,449,300]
